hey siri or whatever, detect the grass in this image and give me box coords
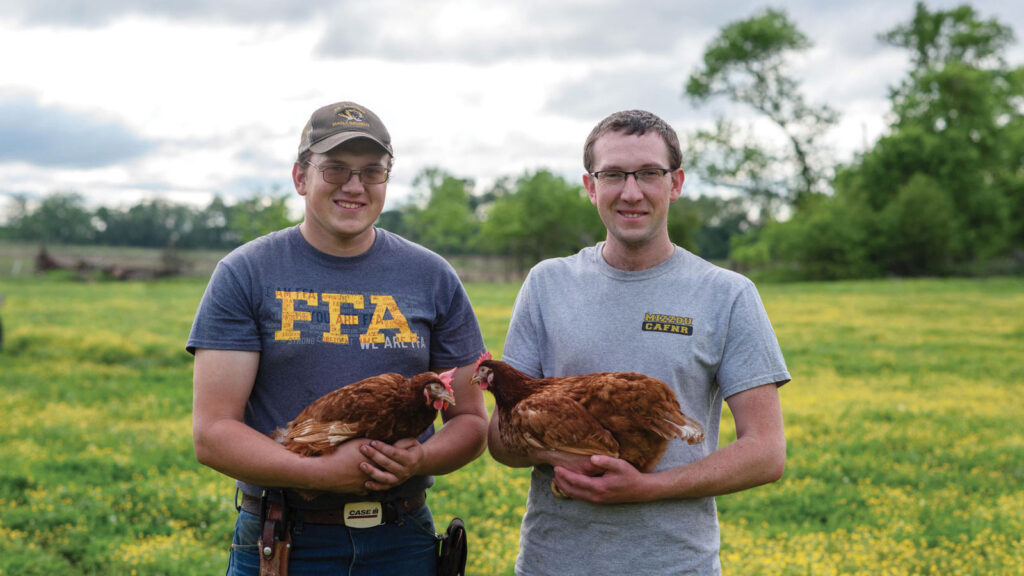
[0,274,1021,575]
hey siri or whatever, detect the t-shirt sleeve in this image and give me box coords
[427,274,486,369]
[185,260,262,355]
[500,271,545,378]
[716,281,791,398]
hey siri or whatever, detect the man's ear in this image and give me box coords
[583,172,598,206]
[669,168,685,201]
[293,162,308,196]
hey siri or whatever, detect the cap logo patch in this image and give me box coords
[335,106,367,124]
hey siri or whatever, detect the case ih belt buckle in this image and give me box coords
[343,502,383,528]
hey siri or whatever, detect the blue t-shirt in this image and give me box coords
[187,225,485,504]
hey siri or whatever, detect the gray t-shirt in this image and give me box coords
[187,225,485,506]
[502,243,790,575]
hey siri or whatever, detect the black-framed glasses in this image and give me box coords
[306,162,390,185]
[590,168,670,187]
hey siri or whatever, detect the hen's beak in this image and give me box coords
[471,367,490,389]
[437,388,456,407]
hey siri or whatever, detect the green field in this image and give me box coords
[0,274,1021,575]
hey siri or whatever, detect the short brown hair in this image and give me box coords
[583,110,682,173]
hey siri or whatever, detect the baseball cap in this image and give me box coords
[298,101,393,157]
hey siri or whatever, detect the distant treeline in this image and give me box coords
[1,193,294,251]
[0,169,744,277]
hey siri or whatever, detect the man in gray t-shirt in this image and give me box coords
[489,109,790,575]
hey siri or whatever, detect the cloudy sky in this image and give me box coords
[1,0,1022,215]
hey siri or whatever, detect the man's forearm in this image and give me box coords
[194,417,328,490]
[421,412,489,475]
[650,433,786,500]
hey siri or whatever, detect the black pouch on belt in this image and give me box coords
[437,517,468,576]
[257,490,292,576]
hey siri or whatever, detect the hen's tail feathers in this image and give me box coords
[657,410,706,445]
[279,419,358,455]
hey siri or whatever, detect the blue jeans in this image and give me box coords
[226,504,439,576]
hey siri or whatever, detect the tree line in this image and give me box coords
[1,192,294,251]
[2,2,1022,279]
[0,169,742,276]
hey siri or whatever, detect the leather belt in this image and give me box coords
[240,492,426,525]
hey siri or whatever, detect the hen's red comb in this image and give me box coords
[474,351,492,371]
[437,367,456,391]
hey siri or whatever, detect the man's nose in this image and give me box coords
[340,171,364,190]
[620,174,644,199]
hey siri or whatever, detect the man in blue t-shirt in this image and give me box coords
[187,101,488,576]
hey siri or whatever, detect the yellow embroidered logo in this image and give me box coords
[335,106,367,124]
[641,312,694,336]
[273,290,422,347]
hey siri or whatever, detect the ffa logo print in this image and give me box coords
[641,312,694,336]
[336,106,367,122]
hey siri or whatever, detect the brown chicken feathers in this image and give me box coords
[472,352,704,497]
[273,371,456,457]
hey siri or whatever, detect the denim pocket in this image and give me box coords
[227,510,263,575]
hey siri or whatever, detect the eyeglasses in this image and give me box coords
[590,168,670,187]
[305,162,390,185]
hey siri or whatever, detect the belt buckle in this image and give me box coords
[343,501,384,528]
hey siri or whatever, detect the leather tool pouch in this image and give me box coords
[257,493,291,576]
[437,517,468,576]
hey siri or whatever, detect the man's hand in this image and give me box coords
[359,438,426,492]
[533,450,605,477]
[313,438,375,494]
[552,455,650,504]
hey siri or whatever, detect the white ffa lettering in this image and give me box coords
[274,291,420,344]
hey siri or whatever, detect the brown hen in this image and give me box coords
[273,370,455,457]
[473,353,704,497]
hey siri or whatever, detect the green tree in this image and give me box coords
[379,168,480,254]
[409,168,479,255]
[10,192,95,244]
[682,120,782,220]
[187,196,234,249]
[481,170,603,271]
[879,174,959,275]
[739,2,1023,279]
[666,197,701,255]
[224,191,296,245]
[840,2,1020,267]
[881,2,1013,70]
[733,194,878,280]
[680,194,755,261]
[95,199,197,248]
[685,8,838,211]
